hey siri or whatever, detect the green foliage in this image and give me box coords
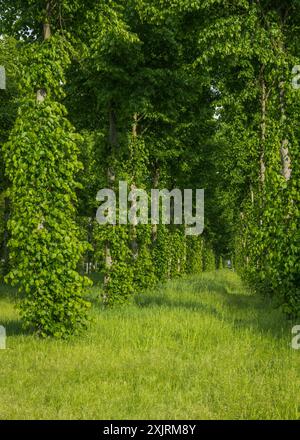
[192,0,300,315]
[3,99,91,336]
[0,37,20,275]
[168,227,187,279]
[20,35,74,100]
[133,225,157,290]
[186,236,203,275]
[202,240,216,272]
[152,225,171,281]
[2,28,92,337]
[3,0,299,327]
[96,224,135,306]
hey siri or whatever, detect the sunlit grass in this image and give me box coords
[0,270,299,420]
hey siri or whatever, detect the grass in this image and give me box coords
[0,270,299,420]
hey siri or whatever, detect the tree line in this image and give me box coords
[0,0,299,337]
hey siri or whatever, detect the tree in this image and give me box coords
[0,36,20,276]
[3,2,91,336]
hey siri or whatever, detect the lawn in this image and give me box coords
[0,270,299,420]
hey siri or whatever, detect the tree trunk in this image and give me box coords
[43,23,51,40]
[2,196,10,275]
[104,106,118,289]
[109,107,118,150]
[259,65,266,189]
[152,162,160,243]
[279,80,292,181]
[130,113,139,260]
[36,4,51,103]
[36,5,51,231]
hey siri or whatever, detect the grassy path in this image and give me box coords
[0,270,299,419]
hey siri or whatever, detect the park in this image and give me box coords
[0,0,299,422]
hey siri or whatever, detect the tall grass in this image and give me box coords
[0,270,299,420]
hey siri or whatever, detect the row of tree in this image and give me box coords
[0,0,299,336]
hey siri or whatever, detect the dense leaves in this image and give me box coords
[0,0,299,337]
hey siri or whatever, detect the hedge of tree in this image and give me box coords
[0,0,299,336]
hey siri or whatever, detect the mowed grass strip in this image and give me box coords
[0,270,299,420]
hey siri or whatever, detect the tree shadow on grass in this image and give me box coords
[193,280,228,296]
[182,273,290,340]
[135,273,290,341]
[135,293,223,319]
[0,284,32,337]
[171,276,229,296]
[134,271,238,312]
[0,318,26,337]
[0,283,18,301]
[217,289,290,340]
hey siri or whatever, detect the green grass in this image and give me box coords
[0,270,299,420]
